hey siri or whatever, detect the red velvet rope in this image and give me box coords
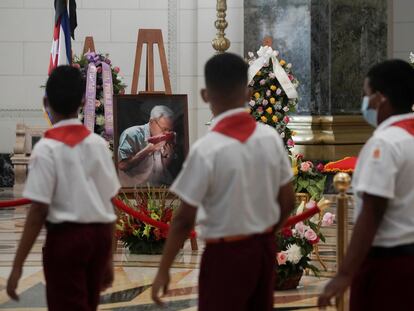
[0,198,31,208]
[0,197,196,239]
[283,206,320,228]
[0,198,318,235]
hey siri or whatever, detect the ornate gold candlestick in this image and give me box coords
[212,0,230,53]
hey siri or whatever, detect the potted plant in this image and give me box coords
[115,188,179,254]
[275,199,335,290]
[292,154,326,201]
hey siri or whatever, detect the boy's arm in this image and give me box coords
[274,182,295,232]
[152,201,196,306]
[7,202,48,300]
[318,193,387,307]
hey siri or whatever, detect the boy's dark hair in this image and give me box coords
[367,59,414,112]
[46,65,85,116]
[204,53,248,94]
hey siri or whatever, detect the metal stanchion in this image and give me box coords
[333,172,351,311]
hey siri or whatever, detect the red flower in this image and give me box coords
[316,163,325,172]
[295,153,304,160]
[309,236,320,245]
[154,228,162,240]
[161,209,173,223]
[281,227,293,238]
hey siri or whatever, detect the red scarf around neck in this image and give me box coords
[44,125,91,147]
[212,111,257,143]
[391,118,414,136]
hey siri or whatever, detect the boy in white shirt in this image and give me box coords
[6,66,120,311]
[319,60,414,310]
[151,53,295,310]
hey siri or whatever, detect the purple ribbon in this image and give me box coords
[102,62,114,137]
[84,63,97,132]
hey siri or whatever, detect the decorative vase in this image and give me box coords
[274,270,304,290]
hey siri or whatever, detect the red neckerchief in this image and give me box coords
[44,125,91,147]
[212,111,257,143]
[391,118,414,136]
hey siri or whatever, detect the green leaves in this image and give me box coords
[293,168,326,201]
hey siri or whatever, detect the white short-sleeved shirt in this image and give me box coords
[353,113,414,247]
[23,119,121,224]
[170,108,293,240]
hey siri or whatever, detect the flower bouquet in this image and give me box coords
[275,199,334,290]
[292,154,327,201]
[247,47,299,151]
[74,52,126,142]
[115,188,179,254]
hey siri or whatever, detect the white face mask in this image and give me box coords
[361,96,378,127]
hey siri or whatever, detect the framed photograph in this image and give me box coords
[114,94,189,189]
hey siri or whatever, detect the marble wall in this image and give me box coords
[244,0,388,115]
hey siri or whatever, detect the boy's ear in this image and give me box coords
[43,96,49,109]
[200,89,209,104]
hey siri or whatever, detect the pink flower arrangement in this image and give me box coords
[287,139,295,147]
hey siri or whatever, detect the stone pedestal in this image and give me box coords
[289,115,373,160]
[244,0,387,159]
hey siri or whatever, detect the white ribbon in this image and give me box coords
[248,46,298,99]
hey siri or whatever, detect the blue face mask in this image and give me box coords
[361,96,377,128]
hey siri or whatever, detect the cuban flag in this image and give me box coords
[48,0,77,75]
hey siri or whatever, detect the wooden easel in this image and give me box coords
[131,29,172,94]
[130,29,198,251]
[82,36,96,54]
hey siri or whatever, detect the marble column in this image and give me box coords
[244,0,387,159]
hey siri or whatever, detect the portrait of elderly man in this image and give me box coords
[118,105,176,187]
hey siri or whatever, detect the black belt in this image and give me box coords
[369,243,414,258]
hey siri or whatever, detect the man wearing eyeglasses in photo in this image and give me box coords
[118,105,176,187]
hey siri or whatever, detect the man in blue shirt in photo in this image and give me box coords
[118,105,175,187]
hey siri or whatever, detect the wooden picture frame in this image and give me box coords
[113,94,189,190]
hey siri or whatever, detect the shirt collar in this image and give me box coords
[209,107,249,130]
[53,118,82,128]
[143,123,151,139]
[375,113,414,132]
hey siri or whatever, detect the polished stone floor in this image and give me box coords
[0,189,341,310]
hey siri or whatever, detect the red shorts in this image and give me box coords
[351,248,414,311]
[43,222,113,311]
[199,231,276,311]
